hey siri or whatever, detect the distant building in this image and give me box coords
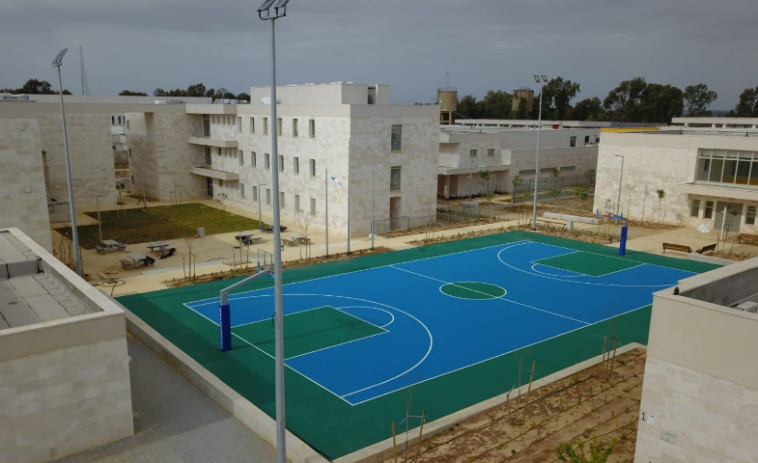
[511,88,534,116]
[593,118,758,233]
[437,88,458,125]
[0,227,133,462]
[437,124,601,199]
[637,256,758,462]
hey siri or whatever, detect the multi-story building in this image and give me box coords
[593,118,758,234]
[438,124,601,198]
[187,82,440,236]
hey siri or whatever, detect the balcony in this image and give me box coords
[191,166,239,181]
[188,137,238,148]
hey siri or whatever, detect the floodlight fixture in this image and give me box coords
[533,74,540,83]
[258,0,289,20]
[541,74,548,82]
[52,48,68,68]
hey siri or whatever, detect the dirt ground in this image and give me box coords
[385,348,646,463]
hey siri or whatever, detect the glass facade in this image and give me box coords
[696,149,758,186]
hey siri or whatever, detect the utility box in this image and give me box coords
[197,227,205,237]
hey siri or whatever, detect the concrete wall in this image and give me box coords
[635,258,758,463]
[0,118,52,249]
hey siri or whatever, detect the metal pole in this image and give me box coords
[371,168,375,251]
[56,62,82,276]
[346,168,351,255]
[615,154,624,216]
[96,195,103,243]
[531,86,544,231]
[268,17,286,463]
[468,156,473,200]
[325,168,329,257]
[258,182,267,228]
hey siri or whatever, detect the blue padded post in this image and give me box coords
[220,303,231,351]
[619,221,628,256]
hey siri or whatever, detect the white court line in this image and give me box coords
[530,262,583,278]
[190,292,435,404]
[498,245,679,288]
[183,300,355,406]
[389,265,588,325]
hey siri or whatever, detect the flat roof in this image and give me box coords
[0,230,92,330]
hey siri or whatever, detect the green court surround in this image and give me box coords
[118,231,718,460]
[535,251,642,276]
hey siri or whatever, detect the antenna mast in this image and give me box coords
[79,46,89,95]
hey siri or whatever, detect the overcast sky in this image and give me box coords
[2,0,757,111]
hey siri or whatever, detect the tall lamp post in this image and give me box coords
[53,48,82,276]
[95,192,108,243]
[531,74,548,231]
[615,154,625,216]
[257,182,268,228]
[257,1,289,462]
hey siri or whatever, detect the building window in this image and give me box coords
[294,156,300,174]
[238,150,244,166]
[391,125,402,152]
[265,153,270,169]
[236,117,242,133]
[696,149,758,185]
[249,117,255,133]
[690,199,701,217]
[252,185,258,201]
[309,119,316,138]
[240,183,245,198]
[279,191,285,209]
[309,159,316,177]
[278,154,284,172]
[126,120,130,129]
[202,114,210,137]
[218,179,223,187]
[204,147,212,166]
[561,165,576,172]
[310,197,316,214]
[295,194,301,211]
[487,148,495,157]
[469,149,477,158]
[704,201,714,219]
[277,118,282,136]
[251,151,257,167]
[293,118,298,137]
[390,166,402,191]
[263,117,269,135]
[584,135,590,144]
[266,188,271,206]
[570,136,577,147]
[747,205,756,225]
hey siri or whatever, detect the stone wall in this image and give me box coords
[0,118,52,249]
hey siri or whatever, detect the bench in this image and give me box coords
[533,218,566,229]
[737,233,758,246]
[119,259,133,270]
[95,244,106,254]
[116,243,127,251]
[696,243,717,254]
[662,243,692,254]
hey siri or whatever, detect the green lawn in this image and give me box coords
[60,203,264,249]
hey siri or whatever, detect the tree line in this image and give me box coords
[457,77,758,123]
[0,79,248,101]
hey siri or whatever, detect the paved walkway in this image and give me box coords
[54,336,279,463]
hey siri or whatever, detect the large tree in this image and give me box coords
[572,97,604,121]
[457,94,478,119]
[684,83,717,116]
[603,77,682,123]
[119,90,147,96]
[186,83,206,97]
[479,90,512,119]
[542,76,581,120]
[734,86,758,117]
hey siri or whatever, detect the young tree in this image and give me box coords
[684,83,718,116]
[656,189,666,222]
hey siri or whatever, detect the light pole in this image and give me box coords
[257,182,267,228]
[53,48,82,276]
[325,170,341,258]
[257,1,289,462]
[95,193,108,243]
[468,154,474,200]
[615,154,625,216]
[371,168,375,251]
[531,74,548,231]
